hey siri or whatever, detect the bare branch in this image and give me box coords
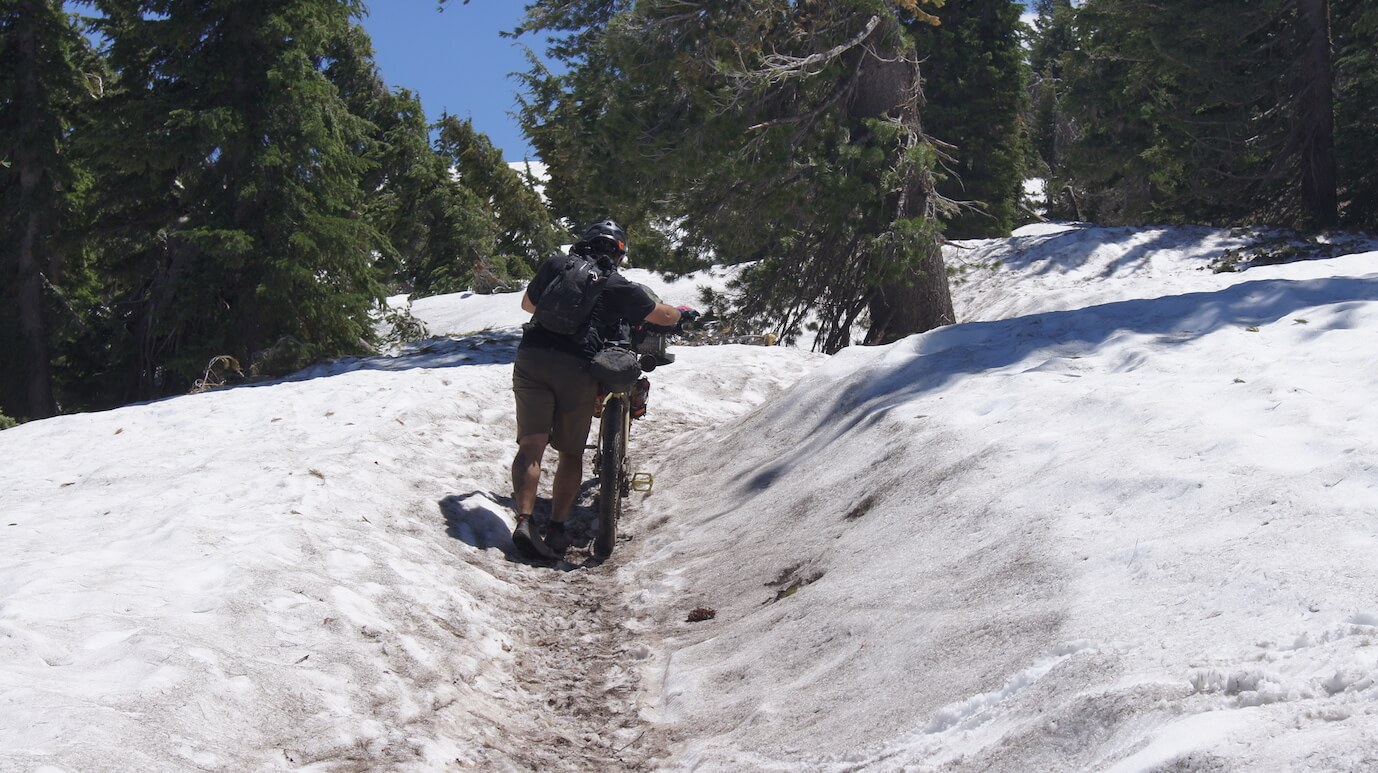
[731,15,881,87]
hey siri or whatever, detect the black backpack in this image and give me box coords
[532,254,610,336]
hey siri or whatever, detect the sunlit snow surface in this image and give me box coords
[3,224,1378,771]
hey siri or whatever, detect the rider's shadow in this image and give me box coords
[439,491,605,568]
[440,493,517,553]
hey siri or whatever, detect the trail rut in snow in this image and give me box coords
[486,545,667,771]
[427,440,669,766]
[465,346,811,771]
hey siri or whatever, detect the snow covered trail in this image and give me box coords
[10,226,1378,771]
[0,336,564,769]
[1,332,637,770]
[0,278,822,772]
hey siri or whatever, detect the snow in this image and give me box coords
[4,223,1378,770]
[507,161,548,202]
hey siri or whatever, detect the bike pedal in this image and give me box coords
[630,472,654,492]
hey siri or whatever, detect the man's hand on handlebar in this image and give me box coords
[640,306,701,336]
[675,306,701,332]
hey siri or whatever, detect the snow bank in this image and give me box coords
[0,264,816,771]
[633,224,1378,770]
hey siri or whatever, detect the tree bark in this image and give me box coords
[850,19,955,347]
[863,261,956,345]
[15,199,57,419]
[1296,0,1337,228]
[5,0,59,419]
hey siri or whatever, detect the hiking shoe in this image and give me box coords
[512,515,558,561]
[543,521,571,554]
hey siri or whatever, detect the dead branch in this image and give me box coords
[736,15,881,87]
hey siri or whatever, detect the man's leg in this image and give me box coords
[550,450,584,523]
[511,433,560,561]
[512,434,548,516]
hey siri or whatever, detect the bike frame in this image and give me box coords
[589,384,653,558]
[587,323,672,558]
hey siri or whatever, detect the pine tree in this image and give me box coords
[1293,0,1337,227]
[1053,0,1342,228]
[370,98,501,295]
[325,22,561,298]
[434,115,565,287]
[1333,0,1378,229]
[510,2,639,248]
[321,25,499,296]
[1055,0,1173,223]
[1025,0,1076,215]
[516,0,955,353]
[906,0,1029,238]
[1028,0,1074,78]
[82,0,385,399]
[0,0,92,419]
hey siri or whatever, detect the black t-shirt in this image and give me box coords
[519,253,657,360]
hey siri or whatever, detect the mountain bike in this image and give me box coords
[588,324,676,558]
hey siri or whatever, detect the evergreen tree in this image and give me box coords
[0,0,92,419]
[1334,0,1378,229]
[906,0,1028,238]
[82,0,385,400]
[434,115,565,288]
[325,23,561,297]
[510,2,640,249]
[321,25,500,296]
[1053,0,1341,228]
[1028,0,1074,79]
[516,0,955,353]
[1292,0,1337,227]
[1025,0,1076,215]
[369,97,500,295]
[1055,0,1172,223]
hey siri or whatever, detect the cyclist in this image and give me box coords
[510,219,687,560]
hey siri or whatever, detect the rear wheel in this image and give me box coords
[594,397,627,558]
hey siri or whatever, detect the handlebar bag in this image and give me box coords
[590,347,642,391]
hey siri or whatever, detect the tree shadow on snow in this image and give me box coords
[974,223,1228,277]
[742,274,1378,497]
[875,275,1376,413]
[294,330,523,379]
[175,331,524,402]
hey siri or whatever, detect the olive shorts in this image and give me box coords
[513,347,599,454]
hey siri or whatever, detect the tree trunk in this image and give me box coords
[1297,0,1338,228]
[850,20,955,347]
[15,202,57,419]
[864,261,956,345]
[7,1,59,419]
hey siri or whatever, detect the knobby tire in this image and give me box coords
[595,397,627,558]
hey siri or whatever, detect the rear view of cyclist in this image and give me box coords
[510,219,688,560]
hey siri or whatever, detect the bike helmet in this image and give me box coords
[579,219,628,259]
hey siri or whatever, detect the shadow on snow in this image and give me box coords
[299,330,522,378]
[742,273,1378,496]
[168,330,524,403]
[981,223,1228,277]
[439,488,613,571]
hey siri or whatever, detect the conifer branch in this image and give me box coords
[738,15,881,86]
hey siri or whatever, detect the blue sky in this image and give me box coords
[358,2,545,162]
